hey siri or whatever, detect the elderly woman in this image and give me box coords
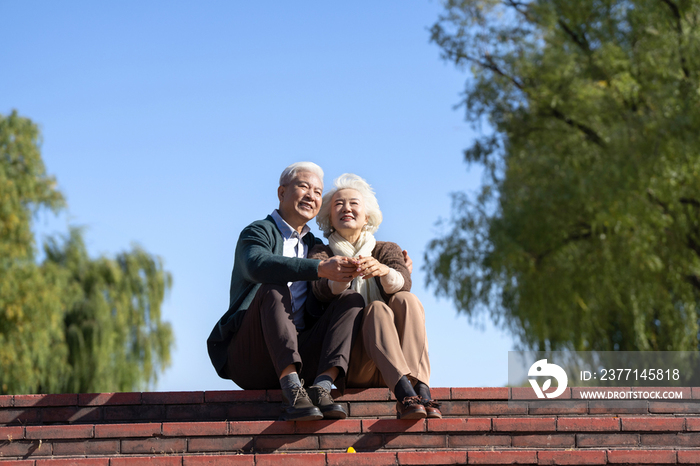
[309,173,440,419]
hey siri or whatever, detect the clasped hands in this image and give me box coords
[318,251,412,283]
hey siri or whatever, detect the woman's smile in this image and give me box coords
[331,188,367,244]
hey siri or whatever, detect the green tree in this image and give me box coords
[426,0,700,352]
[0,110,173,394]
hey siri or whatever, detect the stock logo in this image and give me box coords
[528,359,568,399]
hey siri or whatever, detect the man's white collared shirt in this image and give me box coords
[270,209,310,330]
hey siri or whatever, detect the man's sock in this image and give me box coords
[314,375,333,393]
[312,374,334,393]
[414,381,432,401]
[394,375,418,401]
[280,373,303,402]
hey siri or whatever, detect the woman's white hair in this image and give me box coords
[279,162,324,186]
[317,173,383,238]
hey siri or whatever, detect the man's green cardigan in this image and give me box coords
[207,215,324,379]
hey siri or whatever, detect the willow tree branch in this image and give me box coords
[660,0,690,78]
[549,108,606,147]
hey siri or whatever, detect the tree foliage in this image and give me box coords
[0,110,173,394]
[426,0,700,352]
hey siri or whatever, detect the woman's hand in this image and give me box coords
[356,255,390,279]
[318,256,361,282]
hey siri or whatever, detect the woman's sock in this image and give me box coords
[414,381,432,401]
[394,375,418,401]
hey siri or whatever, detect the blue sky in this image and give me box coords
[3,1,514,391]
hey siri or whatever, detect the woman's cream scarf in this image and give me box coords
[328,230,384,305]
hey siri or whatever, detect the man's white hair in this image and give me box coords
[279,162,324,186]
[316,173,383,238]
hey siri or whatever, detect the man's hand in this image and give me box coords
[318,256,361,282]
[403,250,413,274]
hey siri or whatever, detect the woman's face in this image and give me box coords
[330,188,368,239]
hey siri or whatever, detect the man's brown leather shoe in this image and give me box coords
[307,385,347,419]
[279,385,323,421]
[396,396,427,419]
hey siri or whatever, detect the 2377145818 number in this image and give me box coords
[598,369,680,381]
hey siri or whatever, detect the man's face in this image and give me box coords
[277,171,323,230]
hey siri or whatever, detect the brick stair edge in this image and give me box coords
[1,449,699,466]
[4,387,700,409]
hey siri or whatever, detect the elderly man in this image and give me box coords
[207,162,364,421]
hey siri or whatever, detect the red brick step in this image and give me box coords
[0,387,698,465]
